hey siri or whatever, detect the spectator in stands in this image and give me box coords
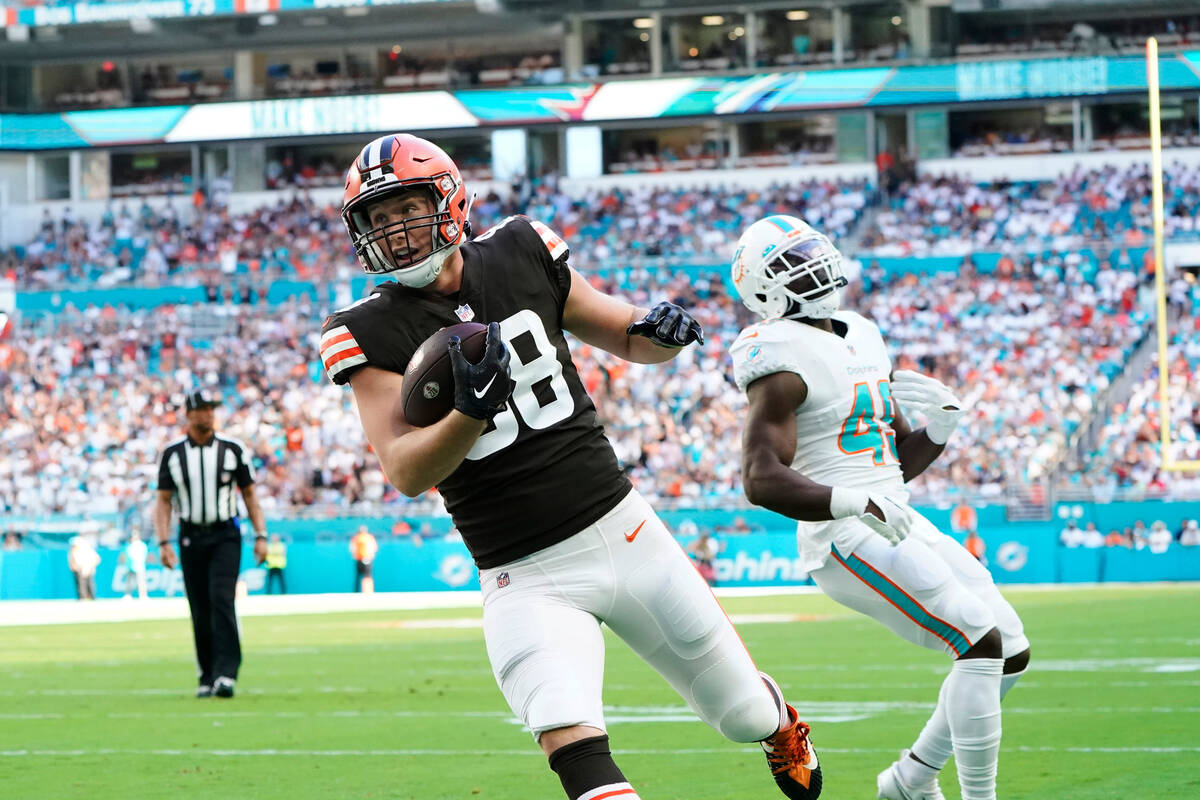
[1059,520,1084,548]
[964,529,987,565]
[350,525,378,594]
[950,500,979,536]
[1104,528,1129,548]
[1,531,20,551]
[1180,520,1200,546]
[68,536,100,601]
[1148,521,1173,554]
[265,533,288,594]
[1082,522,1104,549]
[1131,520,1150,549]
[687,530,720,586]
[119,533,149,600]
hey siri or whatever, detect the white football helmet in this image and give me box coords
[731,215,848,321]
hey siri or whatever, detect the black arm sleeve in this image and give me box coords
[234,446,255,488]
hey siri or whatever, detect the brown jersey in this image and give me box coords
[320,216,631,568]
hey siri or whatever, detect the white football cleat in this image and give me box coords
[877,751,945,800]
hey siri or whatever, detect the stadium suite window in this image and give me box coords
[1090,100,1199,150]
[755,8,834,67]
[948,107,1073,158]
[37,155,70,202]
[109,151,192,199]
[737,117,837,167]
[848,2,908,61]
[663,13,747,72]
[582,17,652,76]
[602,125,726,174]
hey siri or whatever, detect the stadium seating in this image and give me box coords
[4,166,1199,521]
[1074,292,1200,496]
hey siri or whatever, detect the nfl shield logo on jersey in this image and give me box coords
[454,304,475,322]
[496,572,510,588]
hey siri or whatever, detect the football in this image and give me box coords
[401,321,488,427]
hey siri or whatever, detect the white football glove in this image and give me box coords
[829,487,914,546]
[890,370,967,445]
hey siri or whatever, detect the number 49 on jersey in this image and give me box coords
[838,380,900,466]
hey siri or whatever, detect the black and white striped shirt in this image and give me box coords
[157,435,256,525]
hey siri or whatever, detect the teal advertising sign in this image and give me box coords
[2,51,1196,150]
[1,0,457,28]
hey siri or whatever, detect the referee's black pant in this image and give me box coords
[179,522,242,686]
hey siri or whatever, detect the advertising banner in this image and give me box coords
[5,531,1200,601]
[2,52,1196,150]
[3,0,457,28]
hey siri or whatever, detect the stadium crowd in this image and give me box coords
[4,175,872,292]
[12,163,1200,294]
[1059,518,1200,551]
[861,162,1200,257]
[0,247,1177,521]
[4,166,1199,521]
[1074,290,1200,495]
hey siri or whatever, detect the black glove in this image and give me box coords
[626,301,705,348]
[448,321,514,421]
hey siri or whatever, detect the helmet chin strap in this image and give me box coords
[392,243,459,288]
[782,290,840,321]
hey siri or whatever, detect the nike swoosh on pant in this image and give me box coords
[625,520,646,543]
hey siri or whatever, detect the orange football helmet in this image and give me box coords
[342,133,472,287]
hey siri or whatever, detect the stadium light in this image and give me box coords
[632,18,654,29]
[891,16,902,26]
[259,14,278,26]
[786,10,809,21]
[701,15,725,26]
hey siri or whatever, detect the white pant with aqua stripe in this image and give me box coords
[808,513,1029,659]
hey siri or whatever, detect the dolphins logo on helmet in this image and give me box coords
[342,133,473,288]
[730,215,848,321]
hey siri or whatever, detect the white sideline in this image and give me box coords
[0,592,483,627]
[0,587,828,627]
[0,582,1194,627]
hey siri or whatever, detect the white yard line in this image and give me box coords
[4,582,1194,627]
[4,704,1196,723]
[1,745,1197,758]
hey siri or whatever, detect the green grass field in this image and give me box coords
[1,584,1198,799]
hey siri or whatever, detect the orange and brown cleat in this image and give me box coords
[762,704,822,800]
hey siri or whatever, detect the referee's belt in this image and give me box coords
[180,520,238,533]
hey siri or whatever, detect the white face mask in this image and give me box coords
[766,238,847,320]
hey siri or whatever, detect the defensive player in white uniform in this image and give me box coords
[728,215,1031,800]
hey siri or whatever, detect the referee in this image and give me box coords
[155,390,268,699]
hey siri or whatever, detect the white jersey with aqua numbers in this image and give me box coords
[731,311,910,569]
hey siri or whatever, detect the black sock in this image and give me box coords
[547,735,631,800]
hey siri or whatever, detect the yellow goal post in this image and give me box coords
[1147,36,1200,472]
